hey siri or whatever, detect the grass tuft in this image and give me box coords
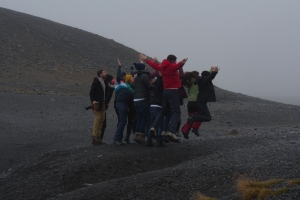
[190,192,217,200]
[236,176,288,200]
[288,178,300,185]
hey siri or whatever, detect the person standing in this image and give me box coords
[133,62,153,144]
[139,53,188,143]
[113,59,132,145]
[89,69,110,145]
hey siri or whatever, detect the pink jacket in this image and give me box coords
[146,59,184,89]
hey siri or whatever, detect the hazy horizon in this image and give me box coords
[1,0,300,106]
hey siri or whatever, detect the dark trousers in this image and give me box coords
[152,89,181,134]
[125,101,136,140]
[190,102,211,122]
[134,99,150,134]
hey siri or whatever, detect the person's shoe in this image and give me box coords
[145,140,154,147]
[150,127,156,138]
[135,133,146,144]
[156,141,166,147]
[182,131,189,139]
[124,137,130,144]
[167,132,180,143]
[192,128,200,136]
[187,116,193,123]
[161,131,167,136]
[92,136,102,145]
[133,132,140,142]
[113,140,125,146]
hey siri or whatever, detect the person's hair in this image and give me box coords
[105,74,114,82]
[182,71,199,87]
[97,69,104,77]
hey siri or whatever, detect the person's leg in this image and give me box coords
[134,99,149,144]
[188,102,211,132]
[151,91,169,134]
[114,102,128,143]
[100,112,106,140]
[166,90,181,142]
[125,101,135,143]
[92,104,106,143]
[146,107,157,146]
[92,111,102,143]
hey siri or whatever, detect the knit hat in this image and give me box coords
[201,71,211,77]
[167,54,177,63]
[134,62,145,71]
[125,74,132,83]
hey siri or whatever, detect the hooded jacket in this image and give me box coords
[145,59,184,89]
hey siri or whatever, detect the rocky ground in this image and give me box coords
[0,88,300,200]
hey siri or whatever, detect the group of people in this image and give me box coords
[89,53,220,146]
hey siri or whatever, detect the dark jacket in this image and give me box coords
[151,76,164,106]
[133,70,153,100]
[89,77,112,110]
[195,71,218,102]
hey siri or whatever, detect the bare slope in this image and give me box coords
[0,7,139,95]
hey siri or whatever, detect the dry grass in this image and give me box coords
[288,178,300,185]
[190,192,217,200]
[236,176,289,200]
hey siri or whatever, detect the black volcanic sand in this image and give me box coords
[0,90,300,200]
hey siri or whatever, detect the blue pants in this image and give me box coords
[114,102,128,142]
[148,106,163,142]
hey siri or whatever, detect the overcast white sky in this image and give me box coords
[1,0,300,105]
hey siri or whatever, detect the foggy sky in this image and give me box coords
[1,0,300,105]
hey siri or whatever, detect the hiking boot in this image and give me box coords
[167,132,180,143]
[192,128,200,136]
[161,131,167,136]
[182,131,189,139]
[150,127,157,140]
[133,132,140,142]
[135,133,146,144]
[92,136,102,145]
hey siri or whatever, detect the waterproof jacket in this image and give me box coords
[195,71,218,102]
[133,70,153,100]
[115,66,132,103]
[145,59,184,89]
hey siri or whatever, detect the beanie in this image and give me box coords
[167,54,177,63]
[125,74,132,83]
[134,62,145,71]
[201,71,211,77]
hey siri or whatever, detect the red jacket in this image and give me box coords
[146,59,183,89]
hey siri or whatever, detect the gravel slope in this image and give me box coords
[0,89,300,200]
